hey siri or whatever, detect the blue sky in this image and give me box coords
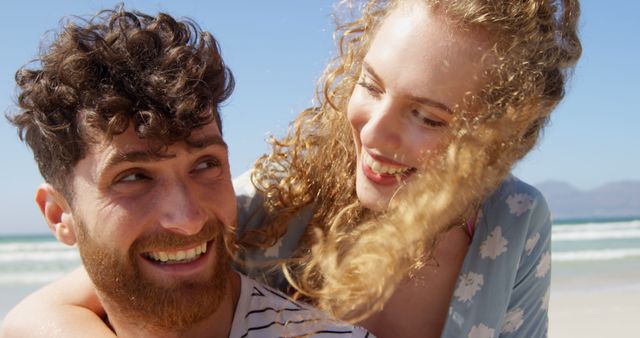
[1,1,638,235]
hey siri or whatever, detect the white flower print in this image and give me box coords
[506,193,534,216]
[525,232,540,256]
[541,286,550,311]
[450,307,464,327]
[454,272,484,303]
[536,251,551,278]
[264,238,283,258]
[501,308,524,333]
[468,323,495,338]
[480,226,508,260]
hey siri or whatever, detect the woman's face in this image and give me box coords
[348,1,491,211]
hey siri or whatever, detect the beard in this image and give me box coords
[75,219,231,331]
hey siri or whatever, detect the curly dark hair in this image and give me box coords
[8,6,234,199]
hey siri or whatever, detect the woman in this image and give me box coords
[3,0,580,337]
[242,0,580,336]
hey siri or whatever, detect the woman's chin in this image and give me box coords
[355,179,394,212]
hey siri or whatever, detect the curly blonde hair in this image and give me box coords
[249,0,581,321]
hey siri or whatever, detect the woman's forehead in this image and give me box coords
[364,2,493,108]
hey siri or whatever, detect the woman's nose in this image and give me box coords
[359,99,404,153]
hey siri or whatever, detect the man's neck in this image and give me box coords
[101,272,241,338]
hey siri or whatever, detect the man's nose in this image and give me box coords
[157,182,206,236]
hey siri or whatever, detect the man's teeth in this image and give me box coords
[363,152,412,175]
[146,242,207,264]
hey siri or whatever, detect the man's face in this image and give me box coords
[68,121,236,329]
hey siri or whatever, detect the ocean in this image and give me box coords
[1,217,640,322]
[551,217,640,295]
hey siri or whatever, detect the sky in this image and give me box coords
[1,0,638,235]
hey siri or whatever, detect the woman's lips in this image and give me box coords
[361,151,416,185]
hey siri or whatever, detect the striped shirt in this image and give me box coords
[229,274,372,338]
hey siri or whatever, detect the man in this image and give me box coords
[2,7,370,338]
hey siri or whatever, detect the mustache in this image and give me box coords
[131,219,225,253]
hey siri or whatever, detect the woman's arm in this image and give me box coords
[499,186,552,337]
[0,266,114,338]
[442,177,551,337]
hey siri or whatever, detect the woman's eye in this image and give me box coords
[357,79,382,97]
[411,110,446,128]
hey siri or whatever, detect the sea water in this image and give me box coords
[0,234,80,322]
[551,218,640,294]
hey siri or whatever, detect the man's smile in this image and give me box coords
[143,241,209,264]
[138,238,218,280]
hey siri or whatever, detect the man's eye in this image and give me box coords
[193,159,221,172]
[115,171,149,183]
[192,158,224,180]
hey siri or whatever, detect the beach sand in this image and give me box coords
[550,288,639,338]
[549,263,640,338]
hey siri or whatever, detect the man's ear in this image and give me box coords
[35,183,77,246]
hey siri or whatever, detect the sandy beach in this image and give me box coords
[549,259,640,338]
[550,288,639,338]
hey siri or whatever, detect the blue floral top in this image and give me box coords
[233,172,551,338]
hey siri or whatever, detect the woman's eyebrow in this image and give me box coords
[408,94,453,115]
[363,61,453,114]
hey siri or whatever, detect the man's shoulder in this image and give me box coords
[230,274,373,338]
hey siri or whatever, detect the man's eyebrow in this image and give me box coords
[362,61,454,115]
[103,151,171,171]
[103,135,227,170]
[185,134,227,150]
